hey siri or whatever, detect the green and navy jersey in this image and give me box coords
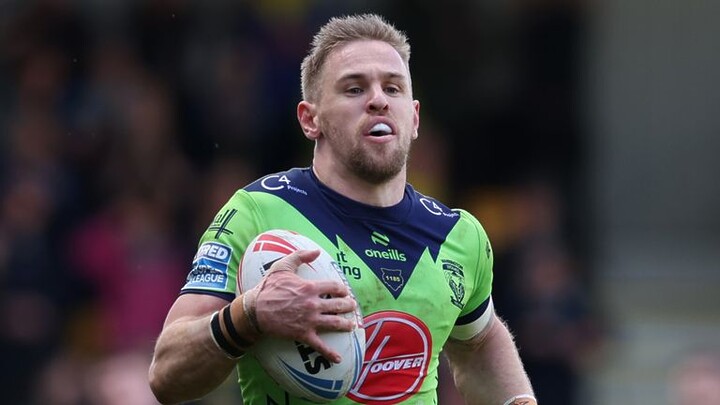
[182,167,494,405]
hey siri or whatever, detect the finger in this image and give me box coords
[268,249,321,273]
[313,280,350,297]
[303,333,342,364]
[316,313,356,332]
[318,296,356,315]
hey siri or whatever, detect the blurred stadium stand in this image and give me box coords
[0,1,717,404]
[586,0,720,403]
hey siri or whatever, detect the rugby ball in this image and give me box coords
[238,229,365,403]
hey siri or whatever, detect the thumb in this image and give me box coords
[267,249,321,274]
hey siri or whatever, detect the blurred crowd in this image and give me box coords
[0,1,603,404]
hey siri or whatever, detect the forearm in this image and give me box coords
[149,313,237,404]
[445,315,535,405]
[147,251,357,404]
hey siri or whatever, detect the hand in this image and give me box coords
[244,249,357,363]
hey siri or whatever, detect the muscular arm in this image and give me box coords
[149,294,236,404]
[444,313,535,405]
[149,250,357,404]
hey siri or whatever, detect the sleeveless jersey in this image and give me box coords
[181,168,494,405]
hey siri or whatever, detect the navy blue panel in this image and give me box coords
[456,297,491,326]
[179,289,235,302]
[245,168,461,299]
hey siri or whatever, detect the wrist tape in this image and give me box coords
[209,310,244,359]
[221,305,254,348]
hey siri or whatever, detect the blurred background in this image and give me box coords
[0,0,718,404]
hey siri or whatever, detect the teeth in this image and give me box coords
[370,123,392,135]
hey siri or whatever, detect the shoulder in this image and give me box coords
[243,167,310,195]
[453,208,490,241]
[409,187,492,255]
[408,186,459,221]
[409,187,485,232]
[199,170,308,240]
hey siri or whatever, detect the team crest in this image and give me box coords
[380,268,404,292]
[441,259,465,309]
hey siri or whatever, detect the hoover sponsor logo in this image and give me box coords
[348,311,431,404]
[367,357,424,374]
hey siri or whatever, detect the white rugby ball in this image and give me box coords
[238,229,365,403]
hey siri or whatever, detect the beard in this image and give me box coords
[344,142,409,184]
[319,118,412,185]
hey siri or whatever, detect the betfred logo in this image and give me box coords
[194,242,231,263]
[348,311,432,404]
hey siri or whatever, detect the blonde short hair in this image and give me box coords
[300,14,411,102]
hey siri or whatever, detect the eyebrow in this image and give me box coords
[337,71,407,83]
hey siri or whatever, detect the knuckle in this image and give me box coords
[302,299,319,312]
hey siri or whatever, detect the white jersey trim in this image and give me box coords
[450,298,494,340]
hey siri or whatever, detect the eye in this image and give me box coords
[346,87,363,95]
[385,85,401,95]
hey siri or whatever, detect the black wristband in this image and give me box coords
[221,305,254,348]
[210,311,244,359]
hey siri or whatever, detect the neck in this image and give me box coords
[311,162,407,207]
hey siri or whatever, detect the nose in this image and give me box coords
[366,85,389,113]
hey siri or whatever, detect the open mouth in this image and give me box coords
[367,123,393,137]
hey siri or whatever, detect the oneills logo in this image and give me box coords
[365,232,406,262]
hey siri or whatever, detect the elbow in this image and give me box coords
[148,362,177,405]
[148,359,206,405]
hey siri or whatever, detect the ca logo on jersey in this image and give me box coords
[260,174,308,195]
[419,197,459,218]
[441,259,465,309]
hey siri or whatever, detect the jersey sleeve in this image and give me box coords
[450,209,495,340]
[180,190,265,300]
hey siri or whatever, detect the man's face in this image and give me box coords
[305,40,420,184]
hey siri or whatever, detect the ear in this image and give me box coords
[412,100,420,140]
[297,101,321,140]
